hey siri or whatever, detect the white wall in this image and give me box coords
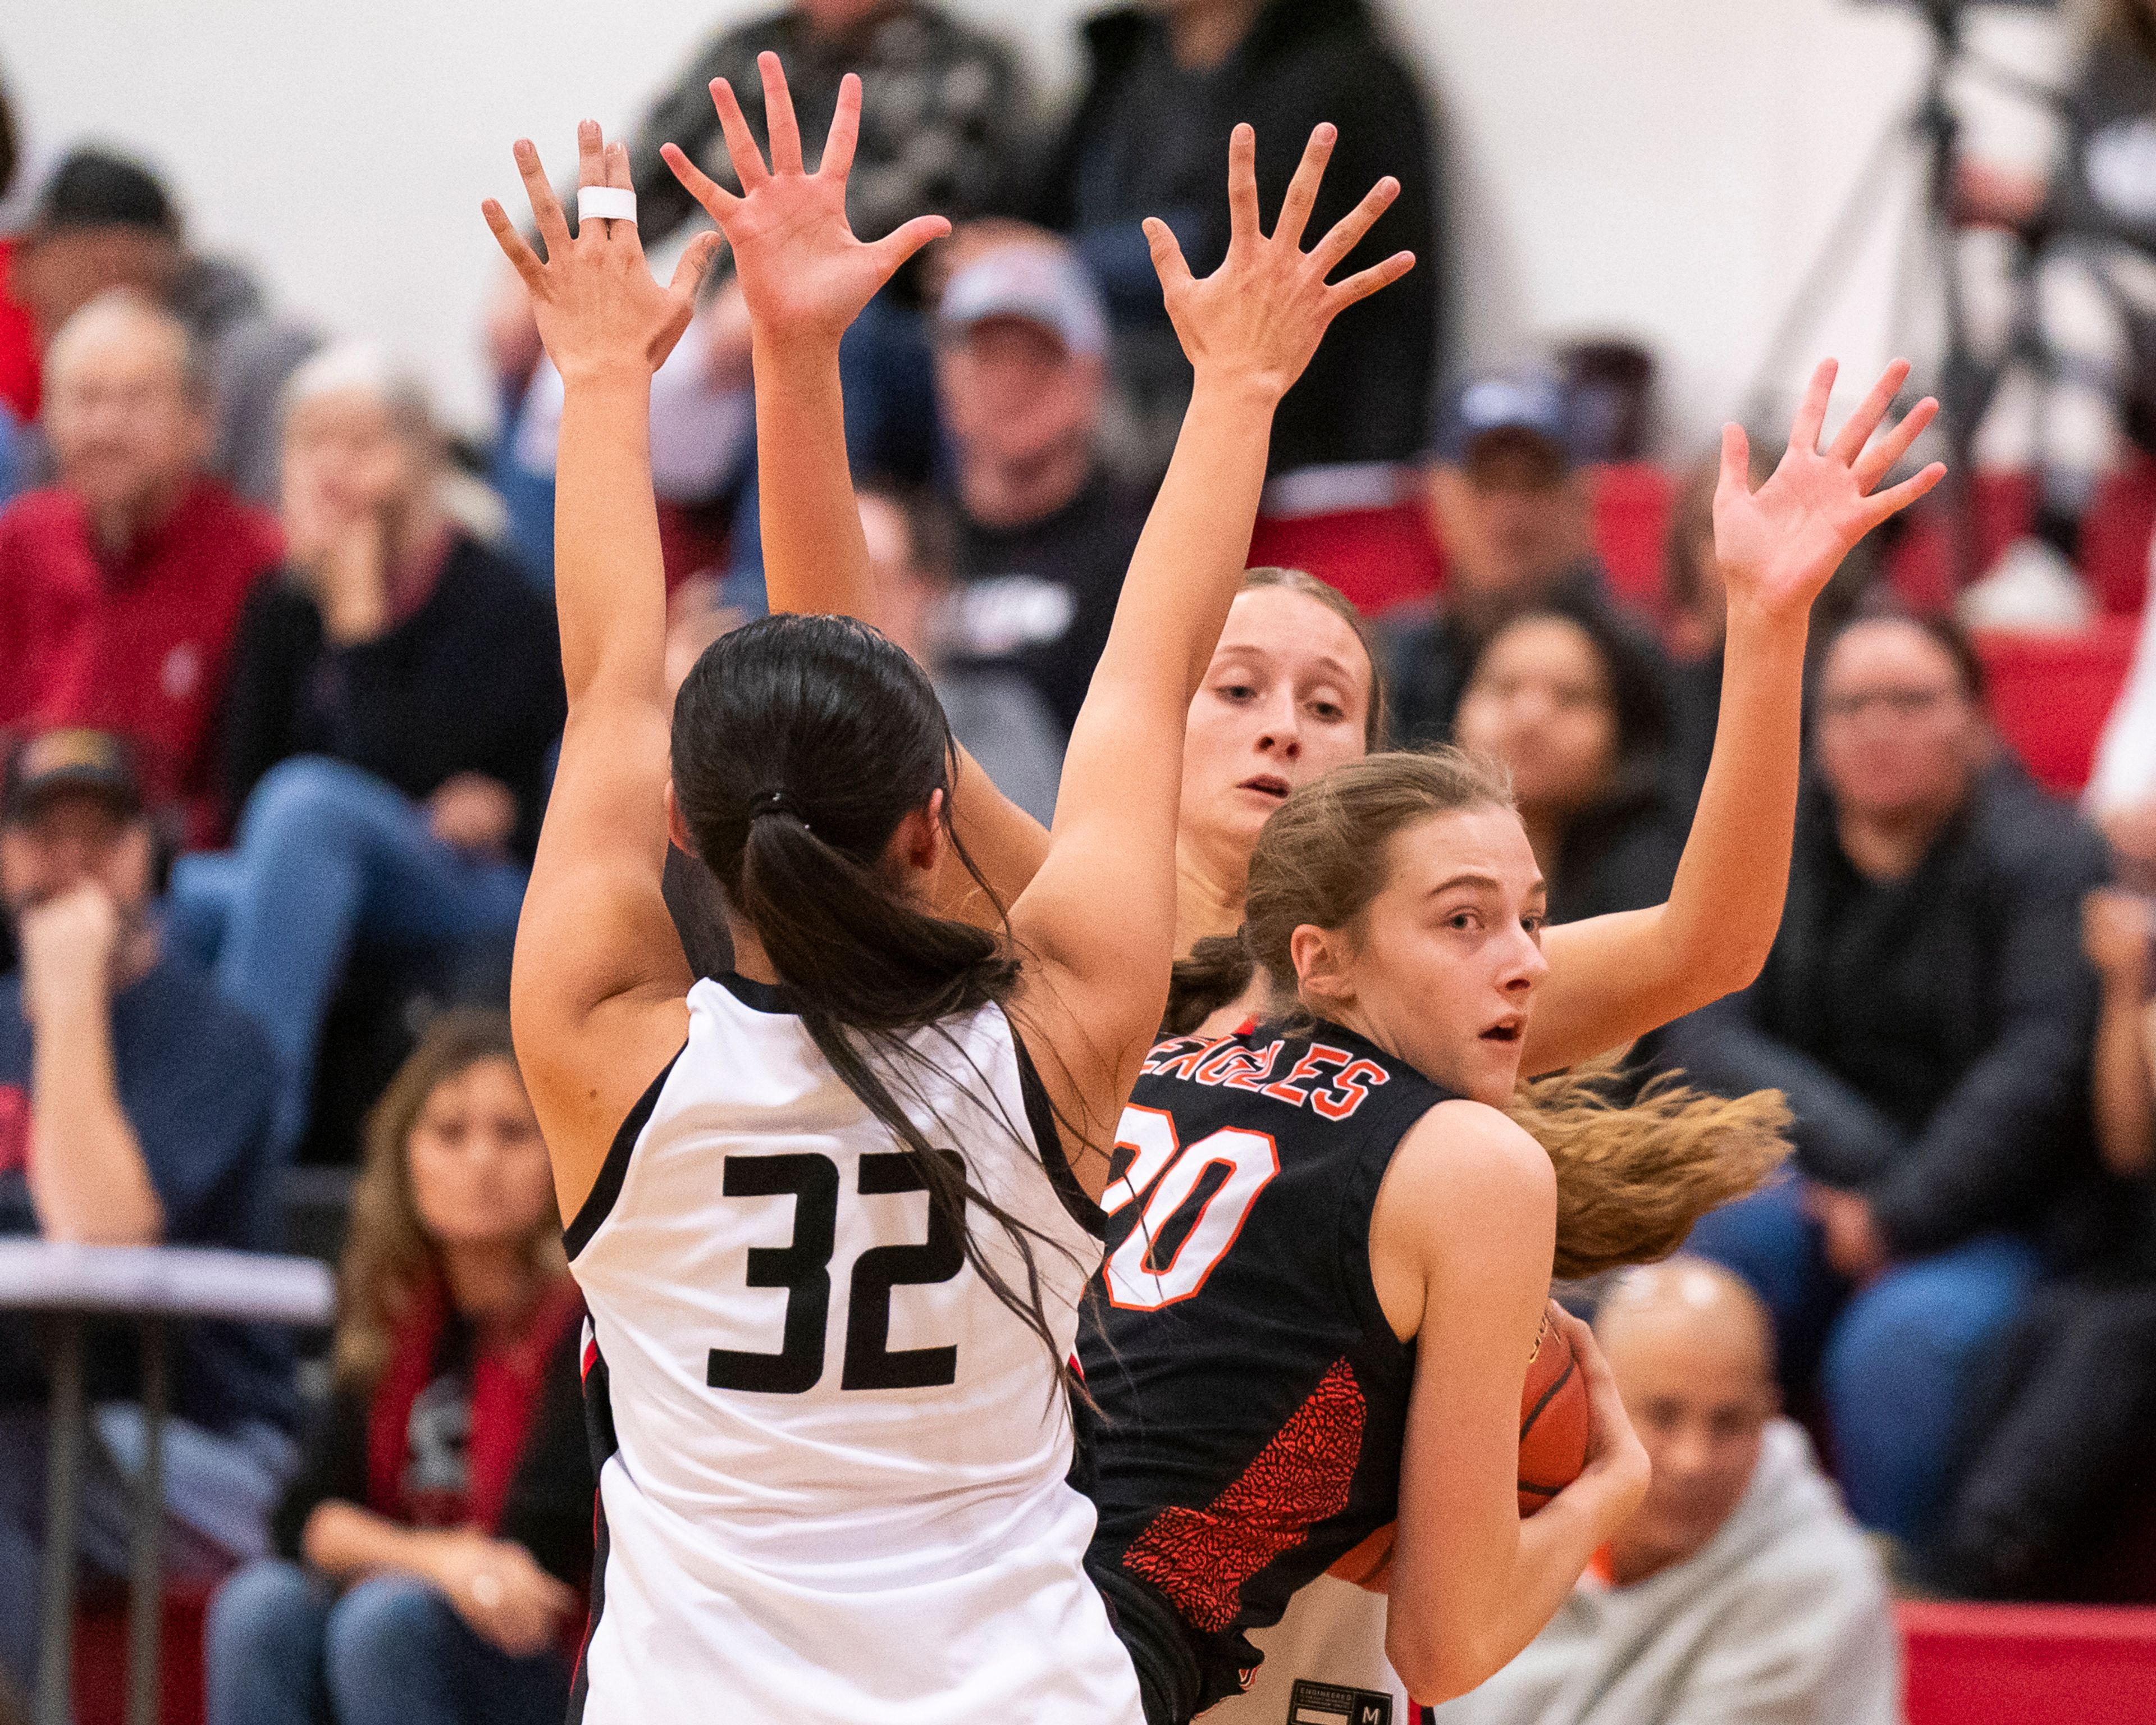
[3,0,2078,448]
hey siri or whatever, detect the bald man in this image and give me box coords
[0,290,281,845]
[1430,1260,1901,1725]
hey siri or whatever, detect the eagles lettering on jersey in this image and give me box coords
[1077,1017,1456,1722]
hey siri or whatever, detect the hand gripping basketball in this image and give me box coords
[1328,1300,1593,1594]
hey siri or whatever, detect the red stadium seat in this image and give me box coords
[1589,462,1675,613]
[1889,457,2156,618]
[1246,499,1444,616]
[1972,619,2138,796]
[74,1583,209,1725]
[1900,1601,2156,1725]
[1244,462,1674,620]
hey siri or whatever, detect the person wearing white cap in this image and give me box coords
[935,235,1149,734]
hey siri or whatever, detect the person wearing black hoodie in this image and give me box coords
[1652,615,2112,1548]
[1450,601,1684,926]
[1032,0,1439,480]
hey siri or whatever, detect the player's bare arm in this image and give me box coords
[1524,358,1946,1073]
[483,125,719,1213]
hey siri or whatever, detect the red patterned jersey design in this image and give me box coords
[1122,1357,1367,1632]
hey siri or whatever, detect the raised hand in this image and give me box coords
[1146,122,1415,405]
[1714,359,1945,620]
[661,54,951,346]
[482,121,721,385]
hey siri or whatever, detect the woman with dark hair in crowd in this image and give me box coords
[204,1012,591,1725]
[1451,602,1685,925]
[483,53,1410,1723]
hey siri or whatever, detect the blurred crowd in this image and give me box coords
[7,1,2156,1722]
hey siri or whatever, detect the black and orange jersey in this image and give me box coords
[1075,1016,1456,1722]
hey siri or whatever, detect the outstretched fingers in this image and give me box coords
[575,120,607,202]
[1272,124,1337,250]
[1143,216,1196,295]
[1717,421,1755,501]
[759,51,805,176]
[1827,358,1913,468]
[1861,460,1948,531]
[1787,358,1837,458]
[1853,395,1939,494]
[661,142,738,225]
[1325,248,1415,312]
[820,73,862,183]
[709,77,769,191]
[1226,124,1262,247]
[669,230,727,300]
[481,199,545,293]
[513,139,572,260]
[866,213,953,279]
[1308,175,1400,280]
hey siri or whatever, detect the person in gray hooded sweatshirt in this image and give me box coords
[1428,1258,1901,1725]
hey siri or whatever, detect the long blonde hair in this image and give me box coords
[331,1010,565,1388]
[1210,747,1789,1276]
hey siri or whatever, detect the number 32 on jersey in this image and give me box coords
[1101,1106,1278,1311]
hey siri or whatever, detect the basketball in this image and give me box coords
[1519,1299,1590,1517]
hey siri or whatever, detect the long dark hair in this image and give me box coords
[670,612,1080,1389]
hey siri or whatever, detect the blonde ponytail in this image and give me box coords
[1510,1062,1790,1280]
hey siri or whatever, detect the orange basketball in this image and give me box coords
[1518,1299,1589,1517]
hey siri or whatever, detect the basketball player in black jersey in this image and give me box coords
[1071,355,1947,1720]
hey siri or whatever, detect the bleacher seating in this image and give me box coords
[1900,1601,2156,1725]
[1974,618,2139,796]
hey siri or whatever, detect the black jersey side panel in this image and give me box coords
[1076,1020,1454,1717]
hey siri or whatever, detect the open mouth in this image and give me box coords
[1479,1017,1525,1044]
[1239,774,1291,801]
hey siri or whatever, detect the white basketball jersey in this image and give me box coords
[565,972,1144,1725]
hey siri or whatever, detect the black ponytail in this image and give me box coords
[672,614,1083,1393]
[1164,933,1259,1035]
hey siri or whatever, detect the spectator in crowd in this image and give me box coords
[1451,603,1684,924]
[0,728,292,1695]
[934,238,1147,736]
[1388,368,1663,746]
[206,1011,591,1725]
[0,291,282,846]
[1957,0,2156,626]
[860,481,1065,824]
[627,0,1036,495]
[1429,1259,1901,1725]
[1656,614,2109,1543]
[7,148,318,504]
[1031,0,1438,479]
[1926,887,2156,1600]
[171,345,564,1149]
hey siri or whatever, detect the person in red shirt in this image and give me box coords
[0,290,281,846]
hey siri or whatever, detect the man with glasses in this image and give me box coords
[1652,613,2111,1551]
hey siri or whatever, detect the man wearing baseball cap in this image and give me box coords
[0,728,291,1691]
[1385,366,1668,746]
[934,236,1148,736]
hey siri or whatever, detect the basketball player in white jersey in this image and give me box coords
[481,56,1414,1724]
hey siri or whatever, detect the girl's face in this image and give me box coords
[1294,806,1548,1107]
[1180,588,1373,866]
[1454,615,1620,817]
[406,1057,555,1253]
